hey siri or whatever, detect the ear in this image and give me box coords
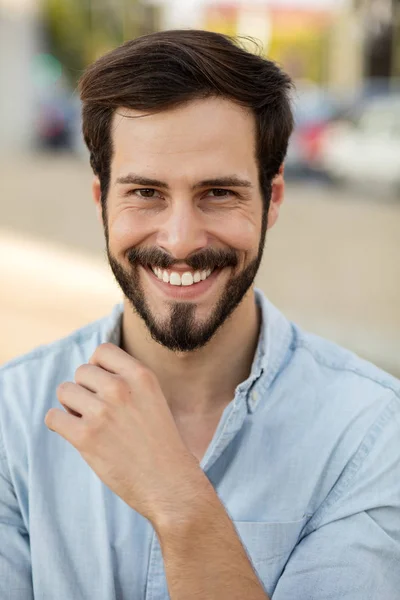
[267,164,285,230]
[92,177,103,225]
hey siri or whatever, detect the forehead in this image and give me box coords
[110,97,258,182]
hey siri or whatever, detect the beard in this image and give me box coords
[105,209,268,353]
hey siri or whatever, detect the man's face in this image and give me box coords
[102,97,269,352]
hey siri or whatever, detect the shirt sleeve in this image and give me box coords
[272,394,400,600]
[0,441,34,599]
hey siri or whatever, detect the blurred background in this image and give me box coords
[0,0,399,376]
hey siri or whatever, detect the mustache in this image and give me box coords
[127,246,239,271]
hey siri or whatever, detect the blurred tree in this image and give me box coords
[393,0,400,78]
[41,0,159,85]
[358,0,400,80]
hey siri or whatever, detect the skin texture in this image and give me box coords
[45,97,285,599]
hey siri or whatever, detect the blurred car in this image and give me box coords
[285,84,343,180]
[35,90,76,151]
[319,95,400,193]
[34,89,90,160]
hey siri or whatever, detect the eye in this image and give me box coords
[127,188,162,199]
[206,189,235,198]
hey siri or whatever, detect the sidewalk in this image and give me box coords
[0,229,121,364]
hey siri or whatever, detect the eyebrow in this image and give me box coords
[115,174,253,190]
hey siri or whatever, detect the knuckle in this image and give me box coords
[135,364,153,384]
[92,401,109,421]
[75,421,101,451]
[104,376,127,400]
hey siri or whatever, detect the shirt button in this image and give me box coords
[250,391,258,409]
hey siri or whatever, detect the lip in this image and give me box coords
[142,266,222,300]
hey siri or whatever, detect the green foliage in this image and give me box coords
[41,0,147,85]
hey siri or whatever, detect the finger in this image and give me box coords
[45,407,85,447]
[89,342,140,375]
[74,363,114,394]
[57,381,103,419]
[65,405,82,418]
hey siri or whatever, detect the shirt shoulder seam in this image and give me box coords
[0,325,101,376]
[295,338,400,398]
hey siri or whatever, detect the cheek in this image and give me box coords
[215,213,260,253]
[109,210,150,252]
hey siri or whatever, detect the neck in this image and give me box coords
[120,288,261,418]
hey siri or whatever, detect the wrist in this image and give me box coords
[153,468,218,539]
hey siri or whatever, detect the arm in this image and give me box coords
[0,445,33,599]
[155,482,270,600]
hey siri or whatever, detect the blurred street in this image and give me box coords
[1,153,399,376]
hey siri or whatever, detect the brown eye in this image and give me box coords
[135,189,160,198]
[207,189,233,198]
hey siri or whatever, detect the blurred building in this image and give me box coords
[358,0,400,80]
[0,0,42,154]
[330,0,400,93]
[149,0,339,79]
[145,0,348,87]
[146,0,400,93]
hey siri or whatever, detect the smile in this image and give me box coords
[151,266,214,287]
[144,265,222,299]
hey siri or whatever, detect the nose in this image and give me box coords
[156,200,208,260]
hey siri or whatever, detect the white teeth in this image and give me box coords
[151,266,214,286]
[169,272,181,286]
[181,272,194,286]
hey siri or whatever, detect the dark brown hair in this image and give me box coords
[79,29,294,211]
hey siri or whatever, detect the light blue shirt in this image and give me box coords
[1,288,400,599]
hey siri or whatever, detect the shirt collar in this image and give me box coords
[101,287,294,415]
[235,288,294,413]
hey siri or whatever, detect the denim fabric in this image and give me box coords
[1,288,399,599]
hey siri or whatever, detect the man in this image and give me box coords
[1,29,399,600]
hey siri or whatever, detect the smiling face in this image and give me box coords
[94,97,280,352]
